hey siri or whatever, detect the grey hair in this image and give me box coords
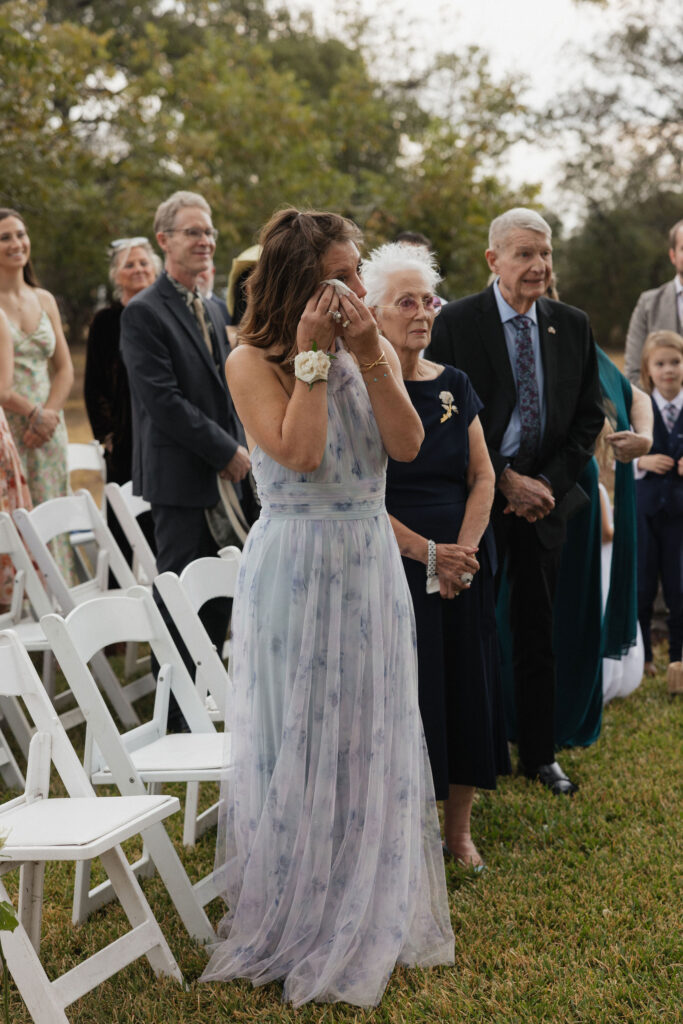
[488,208,552,250]
[153,190,211,235]
[363,242,441,308]
[109,240,161,299]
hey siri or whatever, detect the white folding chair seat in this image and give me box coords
[0,630,182,1024]
[156,547,240,845]
[41,586,228,935]
[14,492,156,728]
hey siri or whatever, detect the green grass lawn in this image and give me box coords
[2,653,681,1024]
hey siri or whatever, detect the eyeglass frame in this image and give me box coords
[163,227,219,241]
[375,294,442,316]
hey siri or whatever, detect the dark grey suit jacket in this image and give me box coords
[624,278,680,385]
[427,285,604,547]
[120,273,241,508]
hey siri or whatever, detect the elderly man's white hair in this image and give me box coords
[488,208,552,251]
[363,242,441,308]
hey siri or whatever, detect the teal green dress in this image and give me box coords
[498,348,637,750]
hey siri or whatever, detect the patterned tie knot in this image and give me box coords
[663,402,678,432]
[512,314,533,333]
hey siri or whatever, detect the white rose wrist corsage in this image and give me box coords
[294,341,335,390]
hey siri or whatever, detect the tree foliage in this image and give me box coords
[554,191,682,349]
[1,0,536,336]
[546,0,683,206]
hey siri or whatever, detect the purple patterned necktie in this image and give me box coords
[511,314,541,471]
[663,402,678,433]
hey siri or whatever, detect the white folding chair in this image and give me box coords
[155,547,240,845]
[0,512,80,757]
[104,481,157,586]
[67,441,106,507]
[104,480,157,678]
[66,442,107,571]
[0,719,23,788]
[0,629,182,1024]
[14,492,155,727]
[41,586,229,934]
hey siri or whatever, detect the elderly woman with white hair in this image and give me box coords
[84,237,160,556]
[365,242,510,869]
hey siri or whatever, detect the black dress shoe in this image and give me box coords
[521,760,578,796]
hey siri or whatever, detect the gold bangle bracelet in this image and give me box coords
[358,350,389,373]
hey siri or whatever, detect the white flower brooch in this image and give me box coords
[439,390,458,423]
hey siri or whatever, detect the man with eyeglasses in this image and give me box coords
[121,190,251,729]
[428,208,603,797]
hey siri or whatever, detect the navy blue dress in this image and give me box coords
[385,365,510,799]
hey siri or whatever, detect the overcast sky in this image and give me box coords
[281,0,620,216]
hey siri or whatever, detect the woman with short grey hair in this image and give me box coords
[84,236,160,556]
[368,241,511,869]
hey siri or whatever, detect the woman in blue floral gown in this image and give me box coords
[201,209,454,1006]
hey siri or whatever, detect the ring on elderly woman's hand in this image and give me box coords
[460,572,474,585]
[328,309,343,323]
[341,318,351,328]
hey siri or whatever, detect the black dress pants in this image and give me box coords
[493,505,563,768]
[150,503,231,730]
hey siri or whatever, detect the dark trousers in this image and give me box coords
[493,505,562,768]
[151,503,231,729]
[637,510,683,662]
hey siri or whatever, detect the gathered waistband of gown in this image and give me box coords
[259,477,386,520]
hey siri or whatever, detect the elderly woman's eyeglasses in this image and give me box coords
[378,295,442,316]
[165,227,219,241]
[109,236,149,250]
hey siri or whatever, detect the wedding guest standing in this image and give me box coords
[634,330,683,678]
[201,209,453,1006]
[84,236,160,557]
[0,308,33,607]
[365,243,510,869]
[428,208,603,795]
[0,208,74,576]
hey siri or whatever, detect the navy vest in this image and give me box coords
[636,397,683,517]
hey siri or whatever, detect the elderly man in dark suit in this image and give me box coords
[121,190,250,724]
[428,208,603,794]
[625,219,683,385]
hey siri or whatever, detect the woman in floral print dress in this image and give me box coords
[0,209,74,579]
[0,308,33,607]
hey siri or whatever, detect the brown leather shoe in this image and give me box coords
[666,662,683,696]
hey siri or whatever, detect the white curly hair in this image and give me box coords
[362,242,441,308]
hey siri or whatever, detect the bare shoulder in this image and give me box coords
[35,288,58,314]
[226,343,292,395]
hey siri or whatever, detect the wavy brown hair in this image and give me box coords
[239,207,363,366]
[0,208,40,287]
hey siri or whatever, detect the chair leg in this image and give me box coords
[0,894,71,1024]
[19,861,45,953]
[183,782,200,847]
[97,847,182,982]
[132,821,215,942]
[41,649,56,698]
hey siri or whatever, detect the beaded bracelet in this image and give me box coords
[426,540,440,594]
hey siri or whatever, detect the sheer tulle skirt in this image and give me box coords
[202,506,454,1006]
